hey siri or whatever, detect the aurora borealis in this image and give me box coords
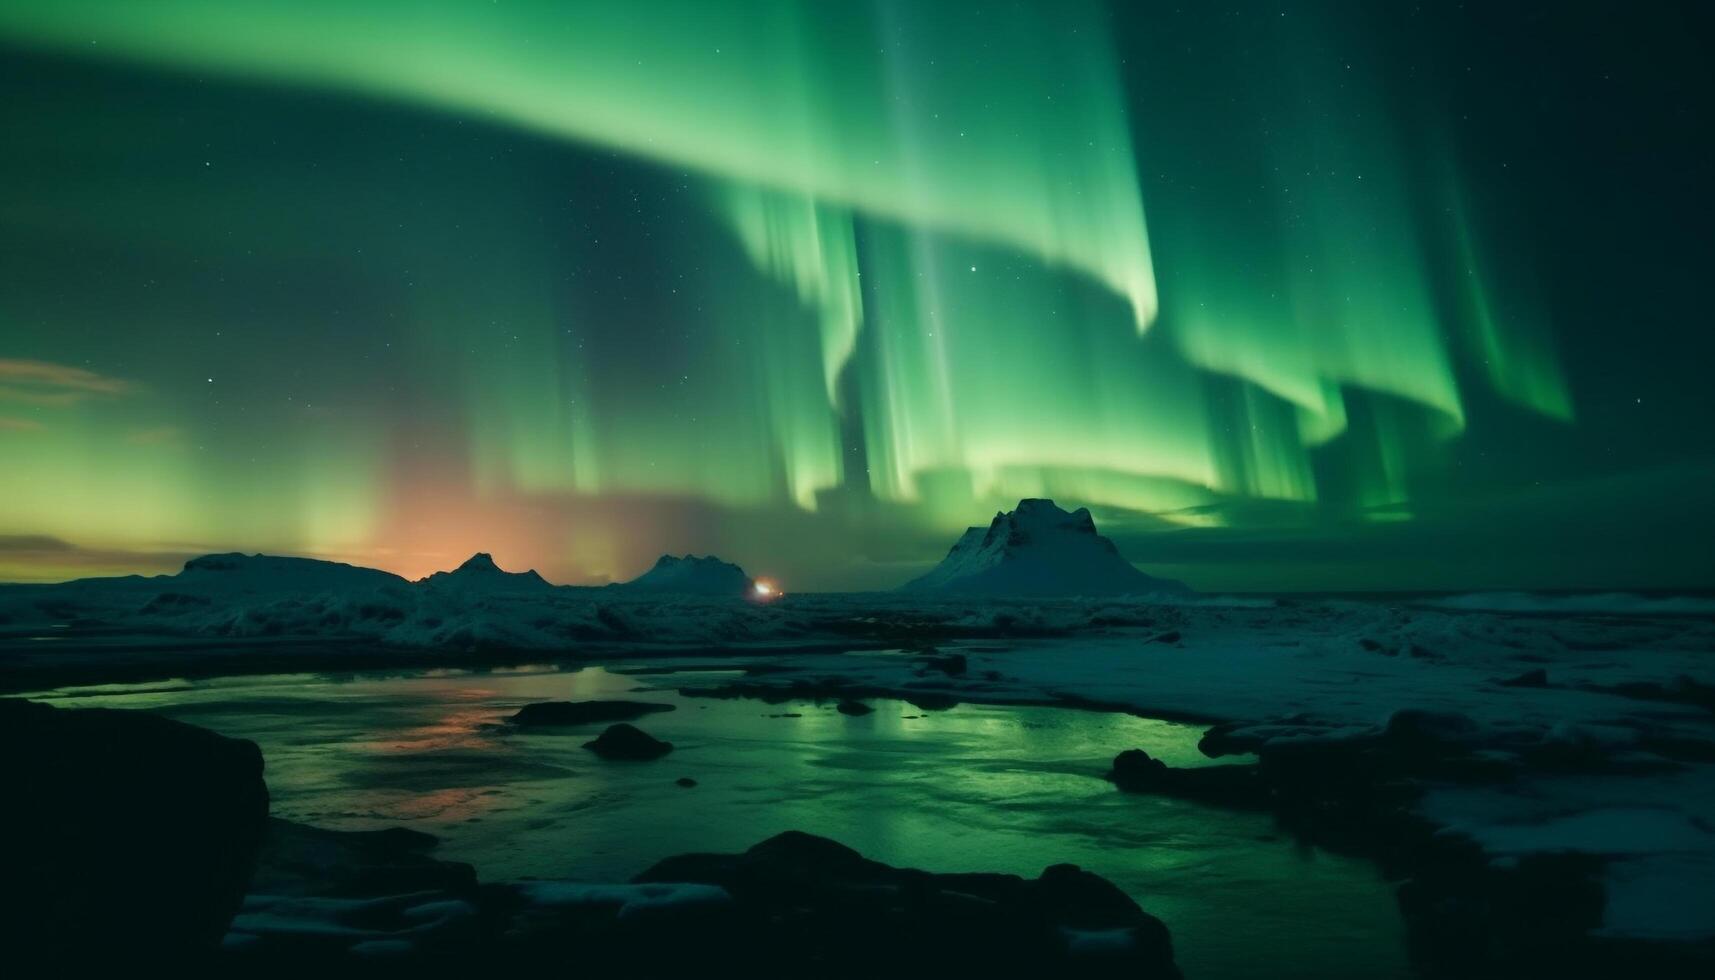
[1,1,1711,590]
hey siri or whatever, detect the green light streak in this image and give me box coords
[715,185,863,408]
[0,0,1159,330]
[1443,173,1575,421]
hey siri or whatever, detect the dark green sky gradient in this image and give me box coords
[0,1,1710,590]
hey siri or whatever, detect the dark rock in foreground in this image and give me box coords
[583,722,673,759]
[248,818,475,898]
[1160,707,1713,979]
[918,651,968,675]
[1106,749,1268,809]
[508,699,676,727]
[906,692,961,711]
[0,698,268,959]
[1497,668,1550,688]
[631,831,1181,977]
[227,819,482,962]
[228,828,1180,977]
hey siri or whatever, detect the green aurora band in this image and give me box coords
[4,1,1703,590]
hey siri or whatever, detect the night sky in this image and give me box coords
[2,1,1711,591]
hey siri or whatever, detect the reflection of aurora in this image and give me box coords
[0,2,1583,584]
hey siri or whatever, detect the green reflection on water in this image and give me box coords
[20,664,1406,979]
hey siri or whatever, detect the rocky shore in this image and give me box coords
[1,698,1180,976]
[6,592,1712,976]
[641,607,1715,977]
[0,697,268,961]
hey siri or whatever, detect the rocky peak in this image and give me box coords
[902,498,1186,596]
[456,553,501,573]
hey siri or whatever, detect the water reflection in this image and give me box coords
[20,663,1406,979]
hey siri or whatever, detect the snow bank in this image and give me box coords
[1425,591,1715,616]
[510,881,732,919]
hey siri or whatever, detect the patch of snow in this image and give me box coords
[1446,807,1712,857]
[1060,926,1139,954]
[229,892,478,947]
[512,881,733,918]
[1598,854,1715,940]
[350,939,416,957]
[1425,591,1715,616]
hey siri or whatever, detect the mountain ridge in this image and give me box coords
[617,554,754,596]
[903,498,1186,596]
[419,552,554,593]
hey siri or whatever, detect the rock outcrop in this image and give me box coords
[0,698,269,960]
[583,722,674,759]
[226,828,1181,977]
[508,700,676,727]
[633,831,1181,977]
[1110,706,1699,978]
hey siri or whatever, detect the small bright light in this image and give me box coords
[753,581,773,596]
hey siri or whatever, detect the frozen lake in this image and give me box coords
[23,662,1408,978]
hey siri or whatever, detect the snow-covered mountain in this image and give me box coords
[617,554,753,595]
[903,499,1187,596]
[172,553,409,593]
[418,553,554,594]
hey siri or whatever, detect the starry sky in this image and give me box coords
[1,1,1711,591]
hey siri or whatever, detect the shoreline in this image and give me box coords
[7,596,1714,974]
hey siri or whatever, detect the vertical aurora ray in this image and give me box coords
[462,175,847,513]
[850,220,1222,520]
[713,185,863,409]
[1440,166,1575,422]
[1134,8,1468,441]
